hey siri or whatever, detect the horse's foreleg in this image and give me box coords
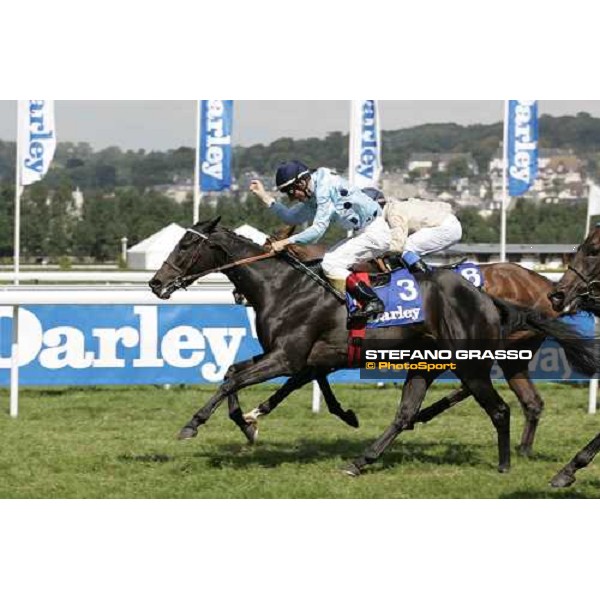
[227,393,259,444]
[178,353,288,440]
[551,431,600,488]
[344,371,435,476]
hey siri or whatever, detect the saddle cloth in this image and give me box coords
[346,262,484,329]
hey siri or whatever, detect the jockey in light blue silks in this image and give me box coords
[249,160,390,318]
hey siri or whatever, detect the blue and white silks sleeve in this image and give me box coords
[287,196,335,244]
[270,201,314,225]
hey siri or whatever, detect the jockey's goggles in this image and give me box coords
[277,171,310,196]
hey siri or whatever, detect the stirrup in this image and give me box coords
[407,259,430,274]
[352,299,385,319]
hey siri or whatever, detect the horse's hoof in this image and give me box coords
[341,462,361,477]
[550,471,576,488]
[242,423,258,445]
[498,464,510,474]
[517,445,533,458]
[177,426,198,440]
[343,410,360,429]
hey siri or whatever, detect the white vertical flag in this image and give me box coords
[585,181,600,234]
[349,100,381,188]
[17,100,57,186]
[11,100,56,418]
[500,100,538,262]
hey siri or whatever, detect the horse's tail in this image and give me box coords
[491,296,598,376]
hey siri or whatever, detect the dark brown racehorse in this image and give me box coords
[548,225,600,487]
[148,217,595,476]
[243,230,559,457]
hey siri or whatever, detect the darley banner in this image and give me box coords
[199,100,233,191]
[507,100,538,196]
[0,304,593,385]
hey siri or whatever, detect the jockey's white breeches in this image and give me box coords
[321,216,391,281]
[404,214,462,256]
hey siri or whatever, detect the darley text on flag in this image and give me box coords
[200,100,233,190]
[507,100,538,196]
[23,101,54,178]
[356,100,379,181]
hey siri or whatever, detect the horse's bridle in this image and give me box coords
[567,264,600,300]
[162,228,276,291]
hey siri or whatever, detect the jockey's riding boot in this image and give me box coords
[382,252,403,271]
[346,274,385,318]
[402,250,430,274]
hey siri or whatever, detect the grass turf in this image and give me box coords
[1,382,599,498]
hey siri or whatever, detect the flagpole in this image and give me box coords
[500,100,509,262]
[374,100,382,187]
[347,101,358,240]
[193,100,202,224]
[349,100,357,186]
[11,105,22,417]
[14,113,21,286]
[585,179,593,238]
[586,179,597,414]
[314,103,361,413]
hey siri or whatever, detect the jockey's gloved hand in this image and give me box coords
[249,179,274,207]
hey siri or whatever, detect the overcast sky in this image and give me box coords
[1,100,599,151]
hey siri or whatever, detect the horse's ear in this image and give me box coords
[205,216,222,232]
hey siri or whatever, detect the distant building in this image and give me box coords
[407,152,479,176]
[71,187,84,217]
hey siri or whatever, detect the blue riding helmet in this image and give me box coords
[275,160,310,191]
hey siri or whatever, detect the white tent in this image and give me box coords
[126,223,186,270]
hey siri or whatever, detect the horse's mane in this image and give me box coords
[213,224,269,253]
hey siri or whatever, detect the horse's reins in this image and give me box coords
[169,229,276,289]
[167,227,345,302]
[280,251,346,303]
[568,264,590,285]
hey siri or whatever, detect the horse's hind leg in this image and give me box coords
[550,431,600,488]
[462,376,511,472]
[244,371,359,428]
[318,376,359,428]
[243,368,318,423]
[412,386,471,426]
[343,371,435,476]
[498,351,544,457]
[505,372,544,457]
